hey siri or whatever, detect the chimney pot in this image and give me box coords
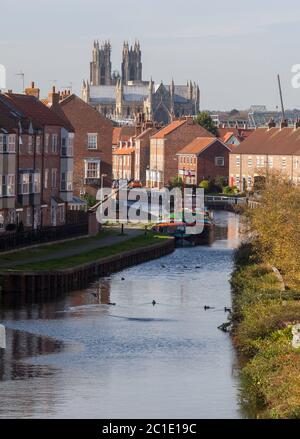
[31,81,35,88]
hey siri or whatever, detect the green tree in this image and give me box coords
[194,112,218,136]
[169,176,183,189]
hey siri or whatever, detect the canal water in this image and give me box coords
[0,211,244,419]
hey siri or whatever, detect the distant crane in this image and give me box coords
[277,74,286,120]
[15,71,25,92]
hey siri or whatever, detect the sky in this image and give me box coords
[1,0,300,111]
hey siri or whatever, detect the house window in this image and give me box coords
[215,157,225,167]
[26,207,31,227]
[256,156,265,168]
[281,157,286,168]
[0,213,4,232]
[28,136,33,154]
[52,134,58,153]
[268,156,273,168]
[87,133,98,150]
[61,171,73,191]
[33,172,41,193]
[68,134,74,156]
[59,204,65,223]
[2,175,15,196]
[61,137,67,156]
[247,176,252,188]
[51,168,57,188]
[85,161,100,179]
[44,169,49,189]
[36,136,41,154]
[8,135,16,152]
[248,157,252,167]
[19,173,31,194]
[236,156,240,166]
[45,133,49,153]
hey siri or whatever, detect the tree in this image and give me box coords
[245,171,300,286]
[194,112,218,136]
[169,176,183,189]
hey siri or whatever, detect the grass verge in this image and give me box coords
[3,233,171,272]
[231,242,300,418]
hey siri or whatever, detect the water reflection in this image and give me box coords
[0,211,244,419]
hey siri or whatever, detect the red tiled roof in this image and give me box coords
[113,147,135,155]
[177,137,227,155]
[151,120,187,139]
[4,93,69,128]
[217,127,254,143]
[135,127,158,140]
[232,127,300,155]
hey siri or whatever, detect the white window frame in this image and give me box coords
[52,134,58,153]
[0,212,4,232]
[87,133,98,150]
[84,160,100,179]
[51,168,57,188]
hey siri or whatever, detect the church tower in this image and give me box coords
[90,40,112,86]
[121,40,142,84]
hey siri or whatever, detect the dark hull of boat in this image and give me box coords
[175,224,214,246]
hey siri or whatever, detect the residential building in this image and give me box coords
[177,138,230,185]
[217,127,254,148]
[0,84,74,231]
[147,118,214,188]
[0,102,17,232]
[112,141,135,181]
[82,40,200,125]
[50,93,113,197]
[229,124,300,191]
[134,126,158,185]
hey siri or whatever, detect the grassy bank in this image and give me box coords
[231,243,300,418]
[3,233,170,272]
[0,228,118,265]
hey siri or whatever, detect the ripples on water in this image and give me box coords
[0,211,244,419]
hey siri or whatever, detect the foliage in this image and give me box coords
[223,185,238,195]
[194,111,218,136]
[82,193,96,208]
[169,176,183,189]
[245,172,300,287]
[199,180,210,191]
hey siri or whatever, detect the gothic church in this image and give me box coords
[82,40,200,125]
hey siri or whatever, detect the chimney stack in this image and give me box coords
[25,81,40,99]
[47,85,60,106]
[280,119,288,130]
[268,118,276,129]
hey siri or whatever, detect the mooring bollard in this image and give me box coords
[121,224,124,235]
[0,324,6,349]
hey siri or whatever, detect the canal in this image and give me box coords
[0,211,244,419]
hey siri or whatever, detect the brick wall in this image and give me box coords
[60,96,113,195]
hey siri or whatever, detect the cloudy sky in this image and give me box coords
[1,0,300,110]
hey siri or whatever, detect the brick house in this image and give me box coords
[112,143,135,181]
[229,124,300,191]
[177,137,230,185]
[0,102,18,232]
[57,93,113,197]
[134,126,158,185]
[147,118,214,188]
[0,87,74,231]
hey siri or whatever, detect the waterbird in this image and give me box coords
[224,307,232,313]
[152,300,157,306]
[161,265,166,268]
[108,303,116,306]
[204,305,214,311]
[195,266,201,269]
[121,277,125,281]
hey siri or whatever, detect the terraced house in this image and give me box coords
[229,123,300,191]
[0,86,74,232]
[147,118,213,188]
